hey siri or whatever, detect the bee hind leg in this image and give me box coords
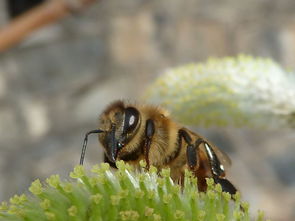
[203,142,237,195]
[213,176,237,195]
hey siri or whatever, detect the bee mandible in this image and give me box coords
[80,100,237,194]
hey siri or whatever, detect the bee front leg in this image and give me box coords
[144,119,155,170]
[104,153,117,169]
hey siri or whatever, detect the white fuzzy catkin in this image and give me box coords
[146,55,295,128]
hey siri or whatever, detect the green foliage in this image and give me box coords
[146,55,295,128]
[0,162,267,221]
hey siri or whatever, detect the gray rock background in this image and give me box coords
[0,0,295,220]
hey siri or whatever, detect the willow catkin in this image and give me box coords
[146,55,295,128]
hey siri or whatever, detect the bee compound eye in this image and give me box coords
[123,107,139,133]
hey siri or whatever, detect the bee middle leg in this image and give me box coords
[179,129,204,170]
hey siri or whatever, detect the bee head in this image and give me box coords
[98,101,141,163]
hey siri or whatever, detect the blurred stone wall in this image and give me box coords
[0,0,295,220]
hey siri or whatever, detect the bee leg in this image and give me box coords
[104,153,117,169]
[203,142,225,177]
[179,130,203,170]
[203,142,237,195]
[144,119,155,170]
[190,138,204,169]
[213,177,237,195]
[186,144,197,169]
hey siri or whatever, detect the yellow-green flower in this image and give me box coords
[146,55,295,128]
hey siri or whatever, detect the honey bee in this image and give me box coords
[80,100,237,194]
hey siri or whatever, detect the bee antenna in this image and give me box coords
[80,129,104,165]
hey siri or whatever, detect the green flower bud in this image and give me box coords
[40,199,51,210]
[68,205,78,217]
[147,190,155,200]
[29,179,43,195]
[144,207,154,217]
[91,194,102,204]
[100,163,110,172]
[216,213,225,221]
[70,165,85,179]
[160,168,170,178]
[45,212,55,221]
[10,194,27,205]
[119,189,129,198]
[62,182,73,193]
[135,190,145,199]
[0,202,8,211]
[198,210,206,220]
[207,190,216,200]
[111,195,121,206]
[149,166,157,174]
[90,164,101,174]
[153,214,162,221]
[46,174,60,188]
[163,194,172,204]
[222,192,231,202]
[116,160,126,171]
[174,210,185,219]
[139,160,147,168]
[157,178,165,187]
[120,210,139,221]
